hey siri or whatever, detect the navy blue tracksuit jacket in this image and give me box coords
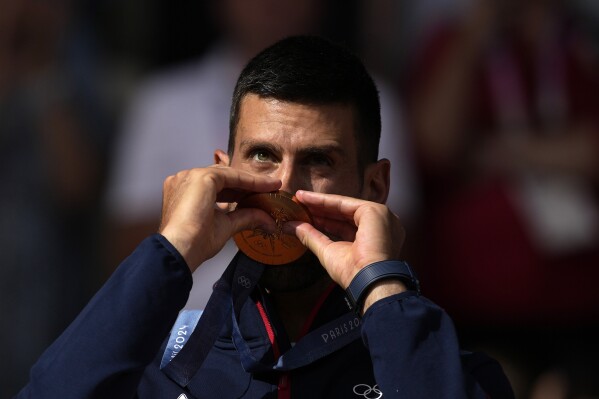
[17,235,514,398]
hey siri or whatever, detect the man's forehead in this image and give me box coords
[236,94,356,134]
[237,94,356,122]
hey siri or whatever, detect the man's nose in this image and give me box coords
[274,161,308,194]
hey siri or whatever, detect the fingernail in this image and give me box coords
[282,221,301,234]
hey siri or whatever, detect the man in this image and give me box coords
[105,0,414,311]
[17,36,513,398]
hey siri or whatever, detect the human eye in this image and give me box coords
[250,149,274,163]
[304,153,332,167]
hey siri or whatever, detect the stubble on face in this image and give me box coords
[259,250,327,293]
[230,95,364,292]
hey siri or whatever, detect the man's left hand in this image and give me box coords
[287,190,406,291]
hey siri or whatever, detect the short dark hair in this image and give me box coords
[228,35,381,169]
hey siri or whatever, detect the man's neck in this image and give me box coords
[269,275,334,342]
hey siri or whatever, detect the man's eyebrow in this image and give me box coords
[238,139,281,153]
[238,140,345,157]
[297,144,345,157]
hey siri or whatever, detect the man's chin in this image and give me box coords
[259,251,327,293]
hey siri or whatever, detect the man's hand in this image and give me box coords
[287,190,406,290]
[159,165,281,271]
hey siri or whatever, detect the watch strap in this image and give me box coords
[346,260,420,313]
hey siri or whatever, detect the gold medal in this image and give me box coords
[233,190,312,265]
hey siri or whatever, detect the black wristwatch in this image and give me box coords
[345,260,420,314]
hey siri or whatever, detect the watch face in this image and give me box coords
[233,190,312,265]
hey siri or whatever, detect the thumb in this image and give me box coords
[228,208,277,235]
[285,221,332,265]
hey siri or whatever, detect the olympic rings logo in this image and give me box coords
[353,384,383,398]
[237,276,252,289]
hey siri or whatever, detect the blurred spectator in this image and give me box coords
[358,0,473,87]
[104,0,416,309]
[573,0,599,57]
[408,0,599,396]
[0,0,112,396]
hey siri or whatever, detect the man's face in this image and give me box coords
[229,93,364,197]
[222,93,367,291]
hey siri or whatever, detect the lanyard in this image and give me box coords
[162,252,262,386]
[232,301,361,373]
[162,252,361,387]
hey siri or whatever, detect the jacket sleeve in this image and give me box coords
[361,292,514,399]
[16,234,193,399]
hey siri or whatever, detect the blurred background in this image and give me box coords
[1,0,598,397]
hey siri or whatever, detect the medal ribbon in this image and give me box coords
[162,252,263,386]
[231,300,361,372]
[162,252,361,386]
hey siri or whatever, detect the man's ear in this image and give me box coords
[361,158,390,204]
[214,149,230,166]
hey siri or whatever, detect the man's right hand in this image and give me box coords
[158,165,281,272]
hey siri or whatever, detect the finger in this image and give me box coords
[210,166,281,194]
[215,202,232,213]
[285,220,334,262]
[216,187,258,203]
[294,190,364,221]
[286,216,356,242]
[227,208,277,235]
